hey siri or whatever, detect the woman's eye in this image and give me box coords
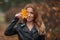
[27,12,33,14]
[30,12,33,14]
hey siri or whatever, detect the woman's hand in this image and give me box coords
[15,13,23,23]
[15,13,22,19]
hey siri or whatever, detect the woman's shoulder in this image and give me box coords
[18,23,25,27]
[15,23,25,28]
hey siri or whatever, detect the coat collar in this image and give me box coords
[18,23,26,28]
[18,23,38,33]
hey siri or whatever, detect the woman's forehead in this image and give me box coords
[26,7,33,12]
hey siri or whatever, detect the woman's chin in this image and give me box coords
[27,18,33,22]
[27,20,32,22]
[27,19,32,22]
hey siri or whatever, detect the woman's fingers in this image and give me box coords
[15,13,22,18]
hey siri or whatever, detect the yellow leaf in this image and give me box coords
[21,9,28,19]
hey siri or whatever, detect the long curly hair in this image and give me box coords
[22,3,46,35]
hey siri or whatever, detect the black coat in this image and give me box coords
[4,17,45,40]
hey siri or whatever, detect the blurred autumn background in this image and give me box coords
[0,0,60,40]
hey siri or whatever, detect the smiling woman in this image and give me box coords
[4,3,46,40]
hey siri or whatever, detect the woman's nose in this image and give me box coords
[28,13,31,16]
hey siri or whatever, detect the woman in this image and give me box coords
[4,4,46,40]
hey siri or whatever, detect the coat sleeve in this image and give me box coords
[4,17,19,36]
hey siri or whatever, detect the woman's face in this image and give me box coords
[26,7,34,22]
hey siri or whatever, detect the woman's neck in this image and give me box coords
[26,21,34,31]
[26,21,34,25]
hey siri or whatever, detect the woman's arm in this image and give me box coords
[4,17,19,36]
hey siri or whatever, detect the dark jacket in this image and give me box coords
[4,17,45,40]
